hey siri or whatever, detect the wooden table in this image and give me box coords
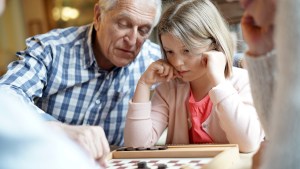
[108,144,254,169]
[232,152,254,169]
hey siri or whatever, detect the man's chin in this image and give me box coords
[113,60,133,67]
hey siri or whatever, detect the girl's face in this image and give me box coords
[161,32,210,82]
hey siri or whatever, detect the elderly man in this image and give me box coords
[0,0,162,163]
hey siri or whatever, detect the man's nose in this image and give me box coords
[124,28,138,46]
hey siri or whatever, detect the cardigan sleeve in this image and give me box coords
[124,85,170,147]
[209,69,265,152]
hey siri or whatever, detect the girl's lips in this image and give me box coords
[179,70,189,76]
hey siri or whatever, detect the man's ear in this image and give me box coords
[93,3,101,30]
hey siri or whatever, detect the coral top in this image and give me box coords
[188,93,213,143]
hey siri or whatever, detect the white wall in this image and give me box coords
[0,0,48,75]
[0,0,26,74]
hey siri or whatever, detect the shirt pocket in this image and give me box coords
[102,89,129,111]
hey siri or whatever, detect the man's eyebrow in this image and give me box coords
[115,12,130,19]
[115,12,153,27]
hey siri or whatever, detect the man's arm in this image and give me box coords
[0,85,56,120]
[0,37,110,164]
[0,91,102,169]
[244,51,276,136]
[0,37,51,119]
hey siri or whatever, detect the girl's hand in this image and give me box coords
[201,51,226,86]
[139,59,179,87]
[132,59,179,103]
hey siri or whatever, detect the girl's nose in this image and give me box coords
[172,57,184,70]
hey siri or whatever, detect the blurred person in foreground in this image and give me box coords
[240,0,300,168]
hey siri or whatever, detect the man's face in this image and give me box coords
[93,0,156,69]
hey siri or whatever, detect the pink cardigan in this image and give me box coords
[124,67,264,152]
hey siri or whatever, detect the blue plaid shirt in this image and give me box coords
[0,24,161,145]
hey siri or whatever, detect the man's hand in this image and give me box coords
[48,122,110,167]
[252,140,268,169]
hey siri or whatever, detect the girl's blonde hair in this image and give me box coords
[157,0,234,77]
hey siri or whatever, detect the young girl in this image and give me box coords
[124,0,264,153]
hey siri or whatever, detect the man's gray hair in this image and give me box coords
[98,0,162,27]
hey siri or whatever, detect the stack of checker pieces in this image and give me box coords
[116,145,168,151]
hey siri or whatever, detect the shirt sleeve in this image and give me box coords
[245,50,276,137]
[0,37,55,120]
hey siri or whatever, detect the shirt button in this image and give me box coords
[202,124,207,128]
[95,100,100,104]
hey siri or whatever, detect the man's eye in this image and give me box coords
[139,27,150,36]
[118,21,128,28]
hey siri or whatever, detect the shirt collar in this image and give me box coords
[83,24,96,69]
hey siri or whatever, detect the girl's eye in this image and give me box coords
[165,51,173,55]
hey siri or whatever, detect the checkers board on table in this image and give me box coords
[106,144,239,169]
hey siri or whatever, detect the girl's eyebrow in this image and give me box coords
[163,45,187,50]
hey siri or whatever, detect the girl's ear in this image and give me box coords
[208,42,218,52]
[213,42,222,52]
